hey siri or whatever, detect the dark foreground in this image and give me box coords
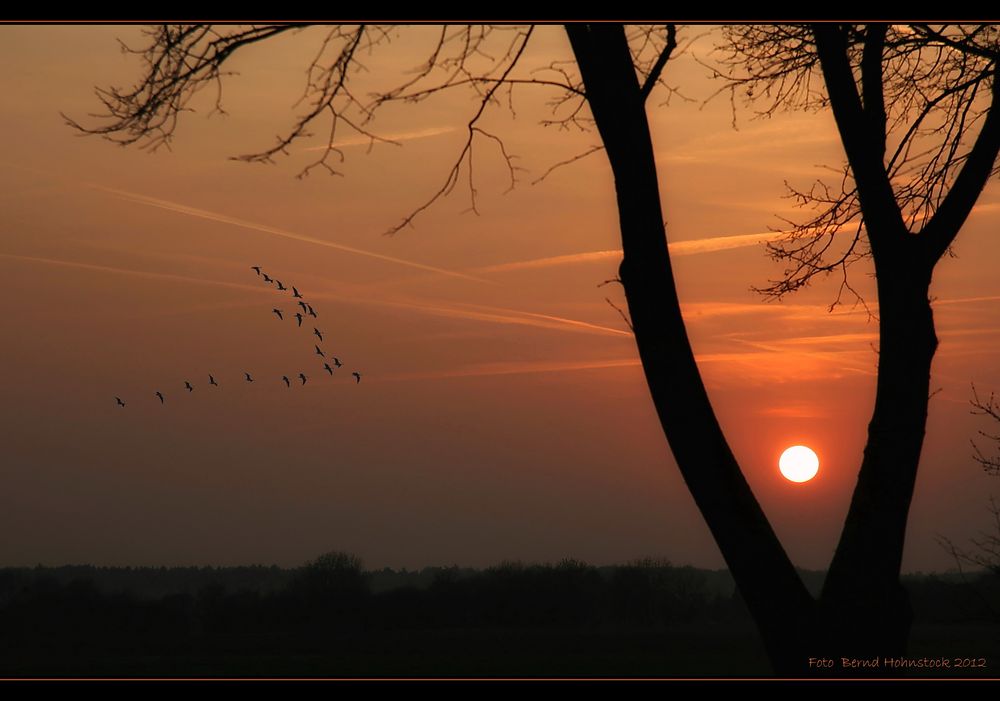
[1,555,996,678]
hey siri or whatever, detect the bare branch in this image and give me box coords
[384,26,535,235]
[64,24,310,151]
[67,24,601,235]
[531,144,604,185]
[639,25,678,102]
[939,497,1000,583]
[711,24,1000,306]
[605,296,634,332]
[971,384,1000,476]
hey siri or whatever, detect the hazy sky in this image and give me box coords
[1,24,999,572]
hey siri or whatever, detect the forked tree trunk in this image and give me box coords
[566,21,998,676]
[565,22,954,675]
[809,23,957,664]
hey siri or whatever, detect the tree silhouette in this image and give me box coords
[939,387,1000,577]
[712,23,1000,664]
[69,23,1000,674]
[935,386,1000,625]
[971,385,1000,477]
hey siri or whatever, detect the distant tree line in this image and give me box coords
[0,552,996,675]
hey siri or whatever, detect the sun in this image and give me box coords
[779,445,819,483]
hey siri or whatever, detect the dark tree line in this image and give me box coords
[3,555,997,676]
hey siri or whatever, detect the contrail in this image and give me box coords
[378,357,642,382]
[335,295,633,338]
[473,229,845,274]
[485,305,633,337]
[87,183,494,285]
[0,252,264,293]
[475,250,621,274]
[3,251,631,339]
[302,125,456,151]
[933,294,1000,307]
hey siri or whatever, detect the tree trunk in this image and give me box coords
[819,241,938,659]
[811,25,955,664]
[565,24,816,675]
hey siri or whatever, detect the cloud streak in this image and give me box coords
[0,252,264,294]
[302,126,457,151]
[319,293,634,338]
[2,251,631,340]
[88,184,493,285]
[7,246,894,384]
[474,230,819,275]
[378,357,642,382]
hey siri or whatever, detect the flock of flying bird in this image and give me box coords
[114,266,362,408]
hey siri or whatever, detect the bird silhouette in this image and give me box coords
[292,286,303,299]
[307,304,317,318]
[323,363,334,375]
[295,313,304,327]
[251,266,262,276]
[115,396,125,407]
[155,391,165,403]
[333,357,343,368]
[209,375,218,387]
[244,372,254,383]
[262,274,273,283]
[297,301,308,313]
[184,381,193,392]
[276,280,287,291]
[315,345,325,358]
[314,328,324,342]
[272,308,284,321]
[299,373,307,385]
[352,372,361,384]
[282,375,291,388]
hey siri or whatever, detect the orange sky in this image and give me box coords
[1,24,999,572]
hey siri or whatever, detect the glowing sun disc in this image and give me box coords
[779,445,819,483]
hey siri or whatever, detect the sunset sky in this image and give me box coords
[2,24,999,573]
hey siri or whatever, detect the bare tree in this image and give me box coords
[935,386,1000,620]
[707,23,1000,662]
[69,23,1000,674]
[947,386,1000,576]
[971,385,1000,477]
[940,498,1000,578]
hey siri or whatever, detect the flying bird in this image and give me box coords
[115,397,125,408]
[352,372,362,384]
[299,373,307,385]
[155,391,165,403]
[315,345,325,358]
[307,304,317,318]
[244,372,254,383]
[251,266,261,276]
[295,313,304,327]
[272,308,284,321]
[276,280,287,291]
[323,363,334,375]
[314,328,324,342]
[292,286,303,299]
[262,274,273,283]
[184,381,193,392]
[333,357,343,368]
[209,375,218,387]
[282,375,291,388]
